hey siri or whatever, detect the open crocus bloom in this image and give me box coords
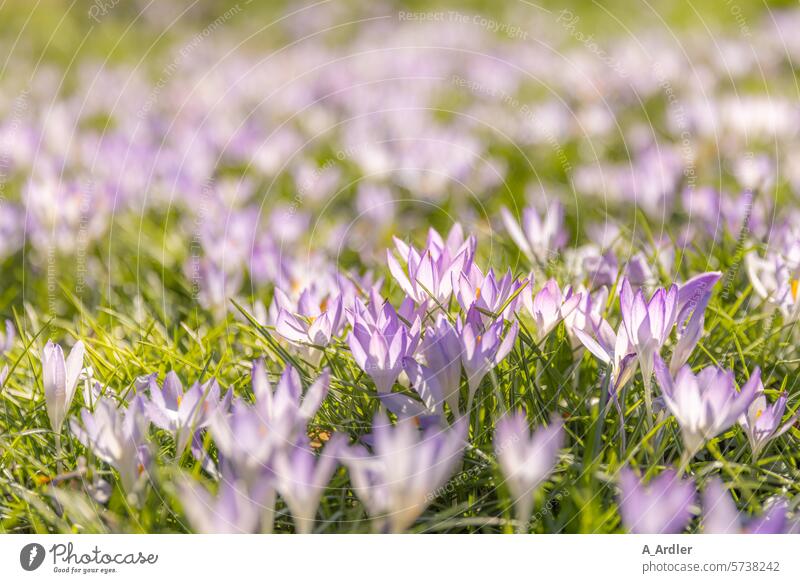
[702,477,788,534]
[387,226,474,305]
[455,265,527,321]
[618,467,695,534]
[523,278,581,341]
[654,355,760,455]
[739,391,798,460]
[747,251,800,320]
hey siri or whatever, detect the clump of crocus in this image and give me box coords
[523,278,581,342]
[654,355,760,456]
[495,412,563,532]
[273,435,345,534]
[500,202,566,265]
[618,467,695,534]
[42,340,85,434]
[457,307,518,411]
[702,477,788,534]
[143,371,232,454]
[348,295,414,393]
[739,390,798,460]
[70,396,151,498]
[340,412,466,533]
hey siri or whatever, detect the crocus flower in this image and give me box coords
[654,355,760,455]
[618,467,695,534]
[0,319,14,353]
[495,413,563,531]
[574,316,638,396]
[500,202,566,264]
[70,396,150,496]
[457,308,518,411]
[418,315,463,415]
[378,357,447,428]
[42,340,85,434]
[739,391,798,460]
[387,229,472,305]
[619,277,677,390]
[702,477,788,534]
[177,476,262,534]
[274,291,345,365]
[273,435,345,534]
[348,296,412,393]
[455,266,527,320]
[144,372,232,454]
[746,252,800,320]
[340,413,466,533]
[523,278,581,342]
[670,272,721,374]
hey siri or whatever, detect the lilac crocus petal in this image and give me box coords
[0,319,15,354]
[618,467,695,534]
[500,202,566,264]
[42,340,85,434]
[702,477,788,534]
[495,413,563,530]
[739,391,798,459]
[654,355,760,454]
[340,412,466,533]
[455,265,526,320]
[273,435,345,534]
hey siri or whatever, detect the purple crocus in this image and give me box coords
[495,412,563,531]
[348,296,413,393]
[273,435,345,534]
[670,272,721,374]
[42,340,86,434]
[418,315,463,415]
[574,315,638,396]
[654,355,760,455]
[702,477,788,534]
[455,266,527,320]
[387,228,473,305]
[618,467,695,534]
[739,391,798,460]
[144,372,232,454]
[177,476,262,534]
[500,202,566,264]
[274,292,345,365]
[457,308,518,411]
[340,413,466,533]
[523,279,581,342]
[619,277,677,389]
[70,396,150,497]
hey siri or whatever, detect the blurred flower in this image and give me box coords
[619,467,695,534]
[500,202,566,264]
[340,412,466,533]
[273,435,345,534]
[654,355,760,454]
[70,396,150,497]
[177,476,262,534]
[495,412,563,531]
[702,477,788,534]
[42,340,85,434]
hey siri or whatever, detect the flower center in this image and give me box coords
[792,279,799,302]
